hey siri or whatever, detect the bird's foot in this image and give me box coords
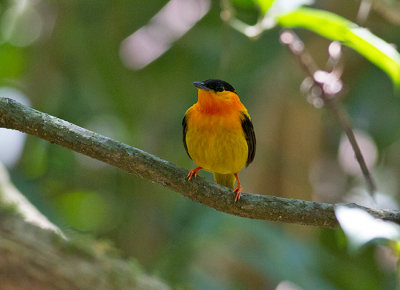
[187,167,202,181]
[233,173,243,202]
[233,184,243,202]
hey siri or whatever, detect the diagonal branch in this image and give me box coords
[0,97,398,228]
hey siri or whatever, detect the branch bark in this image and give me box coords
[0,97,399,228]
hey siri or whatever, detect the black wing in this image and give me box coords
[241,112,256,166]
[182,115,191,159]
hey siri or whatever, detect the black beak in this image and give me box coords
[193,81,210,91]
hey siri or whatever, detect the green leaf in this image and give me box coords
[277,8,400,87]
[265,0,313,16]
[255,0,313,14]
[254,0,275,13]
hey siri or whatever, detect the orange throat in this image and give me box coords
[196,90,244,114]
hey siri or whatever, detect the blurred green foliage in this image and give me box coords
[1,0,400,289]
[277,8,400,86]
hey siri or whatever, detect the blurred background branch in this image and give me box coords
[280,29,377,197]
[0,161,65,237]
[0,143,169,289]
[1,97,399,228]
[0,200,169,290]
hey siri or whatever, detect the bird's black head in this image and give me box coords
[193,79,236,93]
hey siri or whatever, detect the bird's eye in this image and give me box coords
[216,85,224,92]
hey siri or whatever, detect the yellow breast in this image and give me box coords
[185,108,248,174]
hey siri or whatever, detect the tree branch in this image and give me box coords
[0,97,398,228]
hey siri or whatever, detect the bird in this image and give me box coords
[182,79,256,201]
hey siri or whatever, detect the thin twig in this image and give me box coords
[356,0,373,26]
[0,98,392,227]
[280,30,376,197]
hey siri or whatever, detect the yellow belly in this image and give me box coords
[186,113,248,174]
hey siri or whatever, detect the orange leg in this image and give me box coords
[187,167,203,181]
[233,173,243,202]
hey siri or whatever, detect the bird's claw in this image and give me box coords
[233,184,243,202]
[187,167,202,181]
